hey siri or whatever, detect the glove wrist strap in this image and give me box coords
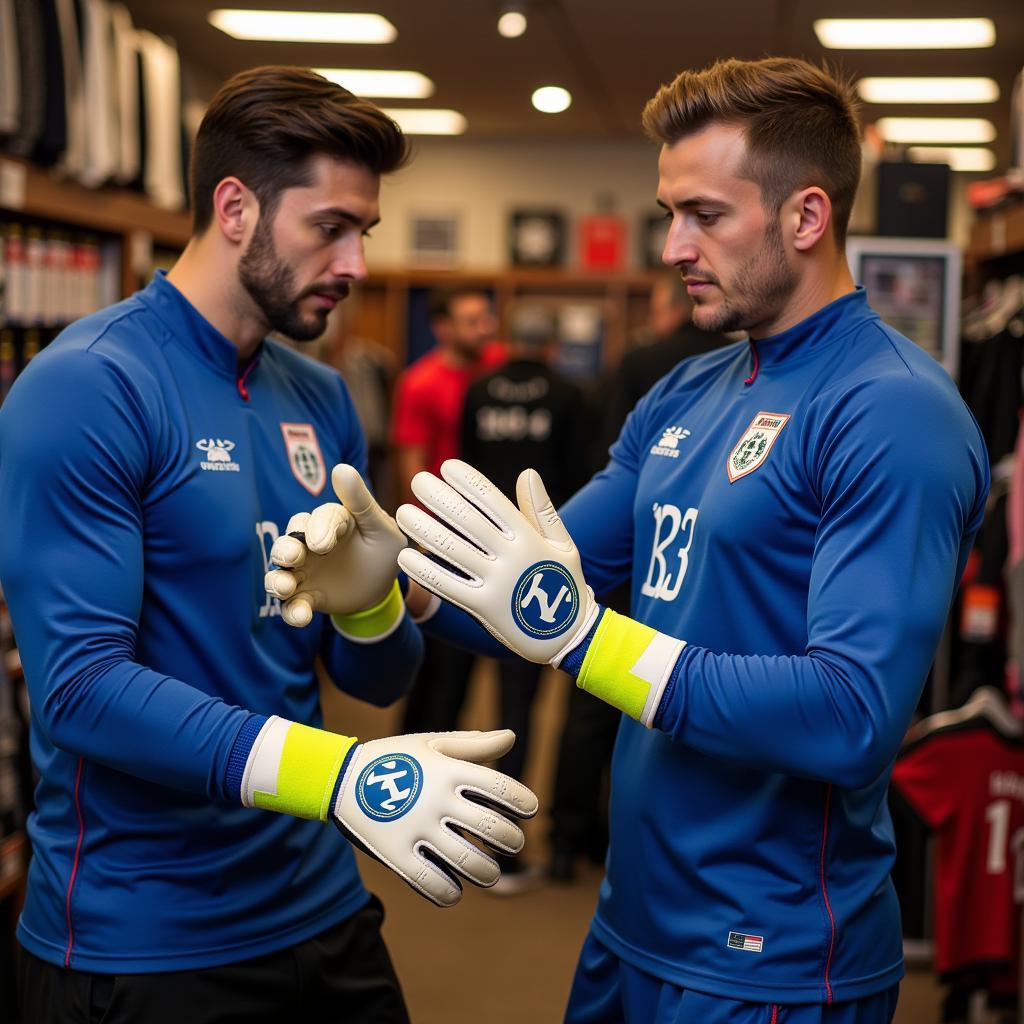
[575,609,686,727]
[240,716,358,820]
[331,579,405,643]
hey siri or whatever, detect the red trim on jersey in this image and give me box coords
[770,1006,779,1024]
[63,757,86,967]
[744,339,760,385]
[819,783,836,1002]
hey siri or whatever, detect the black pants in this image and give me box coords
[495,658,543,782]
[549,682,621,859]
[17,895,409,1024]
[400,633,476,733]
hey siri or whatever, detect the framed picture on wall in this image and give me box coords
[846,236,962,380]
[508,209,566,267]
[640,212,670,269]
[408,211,461,267]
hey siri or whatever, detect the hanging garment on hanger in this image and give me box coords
[109,3,138,185]
[892,688,1024,986]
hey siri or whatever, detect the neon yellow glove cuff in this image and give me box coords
[576,609,686,727]
[331,579,405,643]
[241,717,358,820]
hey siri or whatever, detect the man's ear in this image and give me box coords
[788,187,832,252]
[211,176,255,245]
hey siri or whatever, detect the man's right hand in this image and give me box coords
[239,719,539,907]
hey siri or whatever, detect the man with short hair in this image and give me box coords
[391,287,506,735]
[391,58,990,1022]
[1,66,536,1024]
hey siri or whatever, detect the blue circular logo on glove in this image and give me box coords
[511,561,579,639]
[355,753,423,822]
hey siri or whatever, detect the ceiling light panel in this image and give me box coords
[532,86,572,114]
[814,18,995,49]
[857,78,999,104]
[381,109,467,135]
[208,10,397,43]
[907,147,996,172]
[314,69,434,99]
[498,12,527,38]
[876,118,996,144]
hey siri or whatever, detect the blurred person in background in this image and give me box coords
[391,288,505,735]
[461,301,588,893]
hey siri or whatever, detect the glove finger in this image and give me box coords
[395,505,490,581]
[422,832,500,888]
[515,468,574,550]
[439,460,526,542]
[429,728,515,762]
[270,534,308,569]
[306,503,351,554]
[455,764,540,820]
[281,594,315,628]
[265,567,302,600]
[409,472,507,552]
[453,796,527,855]
[284,512,310,535]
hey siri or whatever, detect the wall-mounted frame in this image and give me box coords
[846,236,962,381]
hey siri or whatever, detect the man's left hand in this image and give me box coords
[266,465,406,628]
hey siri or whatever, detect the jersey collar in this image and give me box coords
[143,271,255,379]
[751,287,874,369]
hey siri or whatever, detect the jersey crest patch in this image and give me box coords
[280,422,326,496]
[727,411,791,483]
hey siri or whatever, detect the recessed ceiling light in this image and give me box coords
[532,86,572,114]
[876,117,996,144]
[814,18,995,49]
[907,147,996,173]
[498,11,527,38]
[314,69,434,99]
[381,108,467,135]
[857,77,999,104]
[208,10,396,43]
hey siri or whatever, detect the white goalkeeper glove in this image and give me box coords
[265,464,406,637]
[241,719,538,907]
[396,459,599,666]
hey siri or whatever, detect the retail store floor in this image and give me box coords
[322,661,945,1024]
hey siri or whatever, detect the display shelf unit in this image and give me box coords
[0,156,191,299]
[348,266,661,374]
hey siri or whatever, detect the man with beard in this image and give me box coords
[380,58,990,1021]
[0,66,537,1024]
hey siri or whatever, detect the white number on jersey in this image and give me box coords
[641,503,699,602]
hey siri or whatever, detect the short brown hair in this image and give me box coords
[428,287,492,321]
[190,65,409,233]
[642,58,861,246]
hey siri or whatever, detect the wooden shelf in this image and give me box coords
[0,157,191,249]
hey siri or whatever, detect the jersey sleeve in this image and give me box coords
[655,372,990,788]
[891,735,956,829]
[0,348,250,802]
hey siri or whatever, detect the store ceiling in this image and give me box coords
[122,0,1024,171]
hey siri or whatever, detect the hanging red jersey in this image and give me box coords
[892,712,1024,975]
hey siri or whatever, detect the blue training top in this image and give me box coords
[0,272,422,972]
[560,289,989,1002]
[429,288,989,1003]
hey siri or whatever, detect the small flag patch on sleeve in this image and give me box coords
[727,931,764,953]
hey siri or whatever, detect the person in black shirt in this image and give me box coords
[460,301,588,893]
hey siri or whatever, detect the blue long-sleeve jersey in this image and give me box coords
[431,289,989,1002]
[0,272,422,972]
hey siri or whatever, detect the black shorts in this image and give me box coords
[17,894,410,1024]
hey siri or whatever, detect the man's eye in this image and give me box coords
[318,224,341,240]
[696,212,720,226]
